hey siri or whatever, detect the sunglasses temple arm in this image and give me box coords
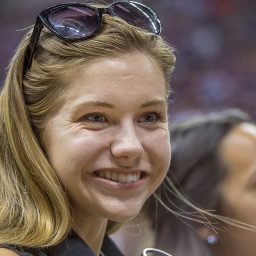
[23,16,44,77]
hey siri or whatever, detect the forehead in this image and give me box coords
[64,52,167,99]
[219,123,256,177]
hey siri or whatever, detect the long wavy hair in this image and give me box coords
[0,5,176,248]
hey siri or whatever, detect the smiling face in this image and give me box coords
[216,123,256,255]
[42,52,171,226]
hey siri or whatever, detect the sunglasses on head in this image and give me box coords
[23,1,161,76]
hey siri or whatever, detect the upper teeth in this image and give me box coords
[98,171,140,184]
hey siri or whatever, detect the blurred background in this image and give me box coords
[0,0,255,120]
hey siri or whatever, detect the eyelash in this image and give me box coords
[138,112,163,123]
[80,113,107,123]
[79,111,165,124]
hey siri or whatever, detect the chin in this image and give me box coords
[105,207,142,223]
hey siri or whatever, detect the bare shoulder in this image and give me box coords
[0,248,19,256]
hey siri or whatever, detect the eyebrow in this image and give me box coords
[73,101,115,110]
[141,100,167,108]
[73,99,167,111]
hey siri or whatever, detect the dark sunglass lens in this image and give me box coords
[110,2,160,34]
[48,6,100,40]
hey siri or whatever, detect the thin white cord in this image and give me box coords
[142,248,172,256]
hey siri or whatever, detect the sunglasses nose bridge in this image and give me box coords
[98,7,108,15]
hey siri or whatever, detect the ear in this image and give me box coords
[198,226,219,245]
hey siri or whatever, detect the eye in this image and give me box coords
[81,113,107,122]
[138,112,160,123]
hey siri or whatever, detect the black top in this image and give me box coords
[1,231,123,256]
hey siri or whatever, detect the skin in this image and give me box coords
[41,52,171,255]
[0,249,19,256]
[214,123,256,256]
[110,214,155,256]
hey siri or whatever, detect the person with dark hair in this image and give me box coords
[150,109,256,256]
[112,109,256,256]
[0,1,176,256]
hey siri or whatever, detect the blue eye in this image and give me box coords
[82,113,107,122]
[138,112,159,123]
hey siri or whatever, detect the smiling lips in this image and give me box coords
[95,170,145,184]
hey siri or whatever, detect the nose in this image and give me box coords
[110,122,143,164]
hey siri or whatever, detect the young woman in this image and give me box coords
[0,1,176,255]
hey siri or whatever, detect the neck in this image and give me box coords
[72,211,108,256]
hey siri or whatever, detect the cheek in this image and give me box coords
[147,130,171,180]
[221,191,256,223]
[159,139,171,181]
[153,130,171,162]
[45,134,105,176]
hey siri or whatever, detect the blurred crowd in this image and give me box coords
[0,0,255,120]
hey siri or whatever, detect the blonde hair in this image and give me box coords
[0,13,176,248]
